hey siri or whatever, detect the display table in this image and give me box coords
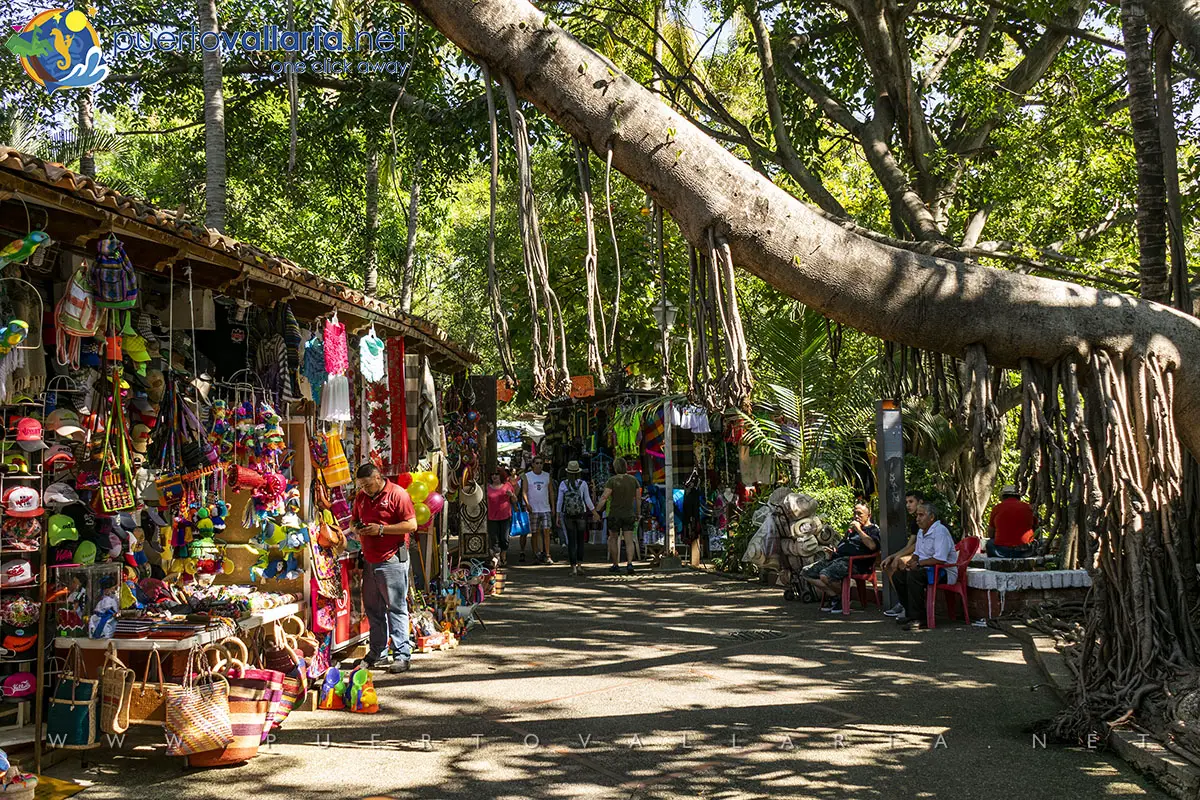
[54,602,302,651]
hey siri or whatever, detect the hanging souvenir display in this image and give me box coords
[319,314,350,422]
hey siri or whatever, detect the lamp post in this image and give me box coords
[651,296,680,561]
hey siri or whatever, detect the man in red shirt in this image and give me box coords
[986,485,1039,558]
[351,463,418,673]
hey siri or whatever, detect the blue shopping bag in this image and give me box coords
[511,510,530,536]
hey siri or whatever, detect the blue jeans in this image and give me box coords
[986,538,1033,558]
[362,555,411,661]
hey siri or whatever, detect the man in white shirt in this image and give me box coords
[521,457,555,565]
[892,501,958,630]
[555,461,595,576]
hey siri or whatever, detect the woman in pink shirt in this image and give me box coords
[487,469,519,565]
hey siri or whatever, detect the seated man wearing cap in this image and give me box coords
[986,486,1039,558]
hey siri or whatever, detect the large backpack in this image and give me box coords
[55,269,99,368]
[562,480,587,517]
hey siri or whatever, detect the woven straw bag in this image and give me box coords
[128,649,169,726]
[164,648,233,756]
[99,645,134,735]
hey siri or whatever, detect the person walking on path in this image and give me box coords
[556,460,595,576]
[521,457,555,565]
[594,457,641,574]
[351,463,419,674]
[487,469,519,566]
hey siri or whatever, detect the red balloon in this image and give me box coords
[397,473,414,489]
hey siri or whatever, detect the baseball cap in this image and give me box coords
[13,417,45,451]
[47,514,79,546]
[3,451,30,474]
[43,482,80,509]
[1,559,34,587]
[3,486,41,517]
[43,444,76,469]
[1,517,41,552]
[1,672,35,699]
[45,408,85,440]
[131,424,151,454]
[73,540,96,565]
[0,633,35,654]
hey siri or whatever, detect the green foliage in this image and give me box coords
[905,454,960,537]
[795,468,858,532]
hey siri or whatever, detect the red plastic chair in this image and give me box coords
[925,537,981,629]
[840,552,882,616]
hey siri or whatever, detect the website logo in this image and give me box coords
[5,7,109,94]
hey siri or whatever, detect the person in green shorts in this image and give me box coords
[594,457,641,574]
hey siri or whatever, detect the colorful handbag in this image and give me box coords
[47,645,101,750]
[99,368,135,512]
[188,661,272,767]
[164,648,234,756]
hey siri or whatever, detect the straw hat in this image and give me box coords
[566,460,582,475]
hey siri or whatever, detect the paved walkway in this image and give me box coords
[54,562,1165,799]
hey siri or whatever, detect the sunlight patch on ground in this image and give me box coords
[962,647,1027,665]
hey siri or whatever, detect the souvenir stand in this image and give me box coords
[536,389,734,561]
[0,148,475,770]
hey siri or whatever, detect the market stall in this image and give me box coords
[0,148,476,769]
[532,390,741,562]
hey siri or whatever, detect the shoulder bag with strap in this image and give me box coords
[100,368,136,512]
[47,644,101,750]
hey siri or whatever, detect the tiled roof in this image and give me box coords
[0,146,476,368]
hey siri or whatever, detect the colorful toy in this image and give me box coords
[0,320,29,359]
[0,231,49,267]
[318,667,345,710]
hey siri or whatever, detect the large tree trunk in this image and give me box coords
[77,89,95,178]
[198,0,226,231]
[1144,0,1200,60]
[1122,0,1170,303]
[364,133,380,296]
[398,153,422,313]
[403,0,1200,456]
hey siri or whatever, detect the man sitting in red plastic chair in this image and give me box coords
[892,501,957,631]
[800,503,879,613]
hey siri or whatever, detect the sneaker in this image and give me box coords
[883,603,906,617]
[576,564,585,575]
[388,659,411,674]
[821,602,842,613]
[570,565,578,576]
[609,564,621,573]
[535,552,547,564]
[362,654,394,669]
[894,615,910,624]
[545,556,555,565]
[520,553,527,563]
[625,564,634,575]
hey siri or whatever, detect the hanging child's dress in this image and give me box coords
[319,315,351,422]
